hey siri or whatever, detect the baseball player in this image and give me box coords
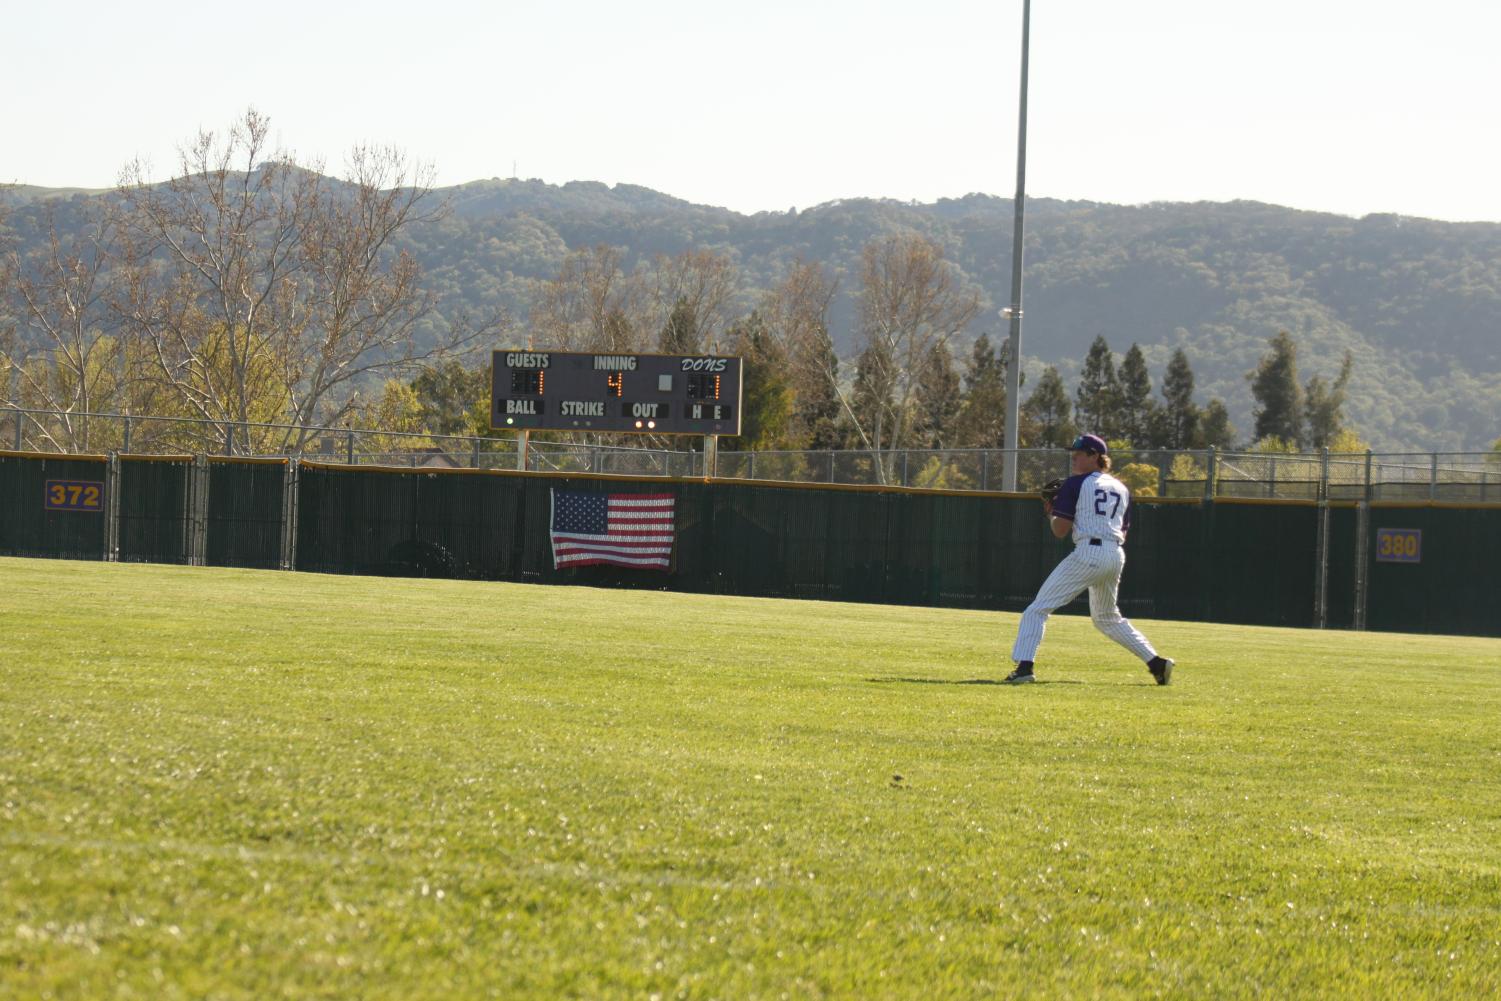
[1004,434,1175,685]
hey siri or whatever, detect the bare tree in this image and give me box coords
[529,244,648,352]
[0,197,142,451]
[851,233,980,478]
[644,248,738,352]
[760,259,844,448]
[115,109,500,453]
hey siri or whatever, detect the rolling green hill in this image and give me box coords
[5,179,1500,449]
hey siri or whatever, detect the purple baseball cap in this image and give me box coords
[1070,433,1109,455]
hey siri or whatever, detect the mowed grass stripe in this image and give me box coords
[2,557,1499,999]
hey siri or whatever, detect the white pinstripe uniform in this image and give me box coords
[1010,469,1160,665]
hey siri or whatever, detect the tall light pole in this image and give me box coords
[1001,0,1032,491]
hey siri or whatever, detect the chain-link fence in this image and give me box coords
[5,406,1500,498]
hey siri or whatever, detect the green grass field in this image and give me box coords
[3,557,1499,999]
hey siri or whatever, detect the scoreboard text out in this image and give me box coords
[491,351,743,435]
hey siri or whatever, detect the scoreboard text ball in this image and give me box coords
[491,351,743,435]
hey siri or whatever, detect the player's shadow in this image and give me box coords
[866,676,1086,686]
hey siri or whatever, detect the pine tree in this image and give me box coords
[1303,351,1354,449]
[792,326,847,450]
[1249,331,1303,447]
[1074,335,1120,437]
[1117,343,1155,447]
[1022,366,1075,447]
[952,332,1007,448]
[850,338,896,453]
[911,342,962,448]
[1196,399,1236,449]
[1157,348,1200,449]
[658,296,699,354]
[724,311,791,450]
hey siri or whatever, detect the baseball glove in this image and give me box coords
[1038,480,1062,516]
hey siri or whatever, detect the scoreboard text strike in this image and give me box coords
[491,351,743,435]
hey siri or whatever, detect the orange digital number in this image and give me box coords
[607,372,623,398]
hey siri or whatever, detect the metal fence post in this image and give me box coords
[122,415,132,454]
[190,454,210,567]
[281,458,299,571]
[13,409,22,450]
[1204,446,1217,500]
[1429,452,1439,500]
[828,451,836,483]
[1353,497,1369,632]
[1352,448,1374,631]
[1315,447,1331,629]
[1268,454,1277,499]
[105,452,121,562]
[981,451,990,491]
[471,437,481,469]
[346,430,355,465]
[705,435,719,479]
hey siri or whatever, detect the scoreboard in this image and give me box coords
[491,350,743,435]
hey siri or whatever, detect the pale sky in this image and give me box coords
[5,0,1499,222]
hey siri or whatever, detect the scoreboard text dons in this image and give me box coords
[491,351,743,435]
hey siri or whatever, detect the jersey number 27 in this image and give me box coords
[1094,488,1122,518]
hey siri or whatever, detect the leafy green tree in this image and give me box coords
[1115,462,1159,498]
[1327,427,1369,453]
[1074,335,1120,437]
[1117,343,1155,446]
[1021,366,1075,447]
[1196,399,1237,449]
[1249,331,1303,446]
[657,295,699,354]
[354,378,432,453]
[410,360,490,437]
[1251,435,1298,454]
[952,332,1007,448]
[724,311,791,451]
[1303,351,1354,448]
[1169,453,1205,483]
[1156,348,1200,450]
[911,342,962,448]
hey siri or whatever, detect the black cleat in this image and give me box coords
[1148,657,1174,686]
[1004,667,1035,685]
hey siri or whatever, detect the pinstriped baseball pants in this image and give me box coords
[1010,542,1159,665]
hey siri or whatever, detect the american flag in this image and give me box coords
[549,489,676,570]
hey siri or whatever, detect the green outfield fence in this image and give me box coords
[3,449,1499,638]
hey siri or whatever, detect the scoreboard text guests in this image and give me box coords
[490,351,743,436]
